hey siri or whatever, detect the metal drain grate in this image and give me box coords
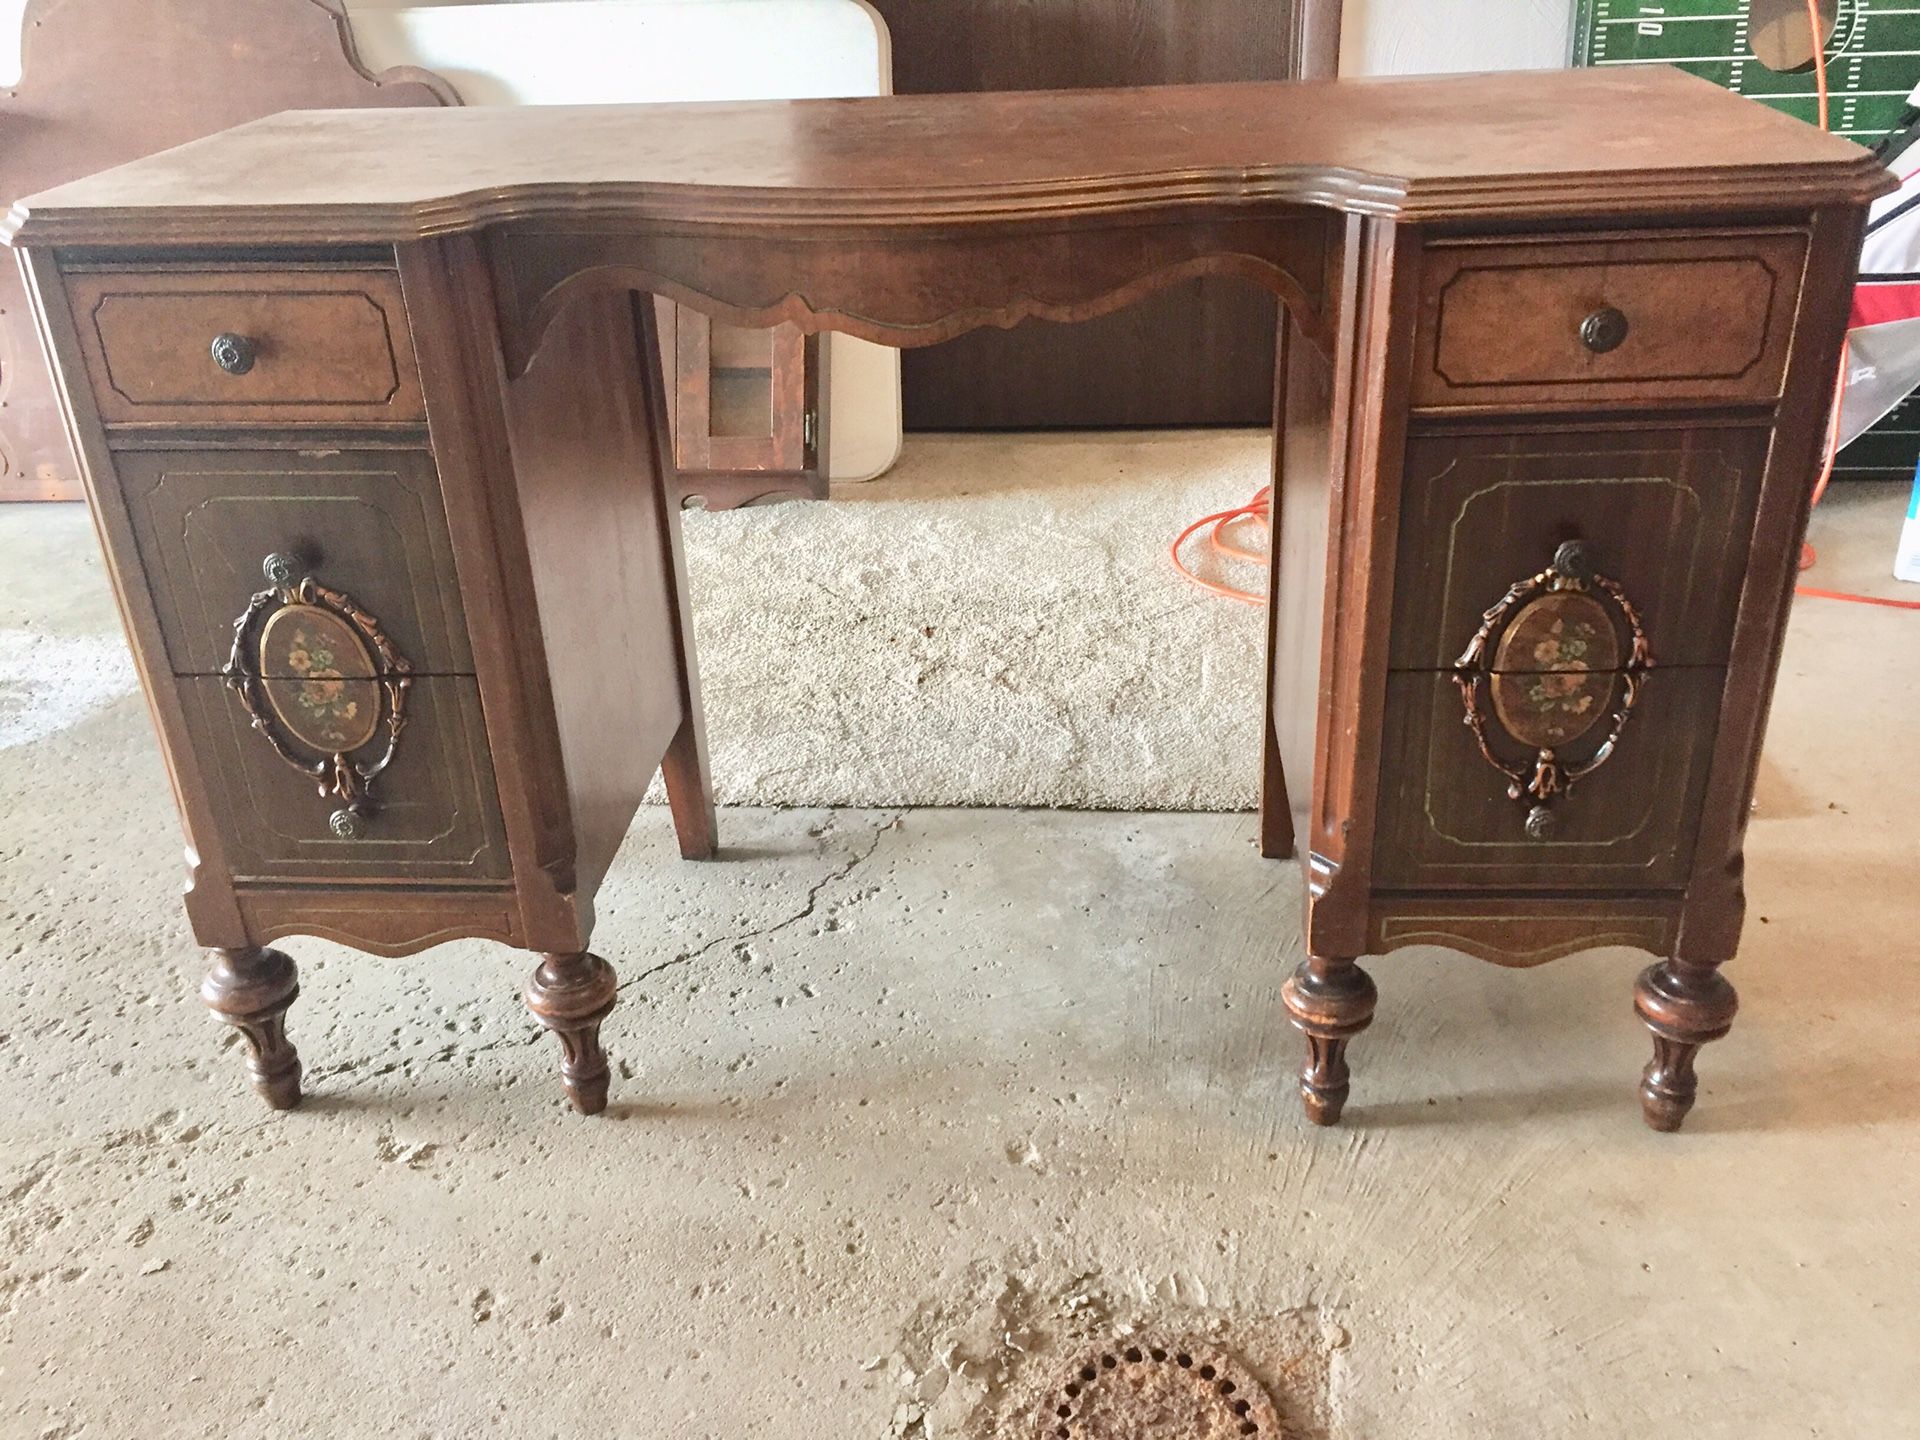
[1030,1336,1283,1440]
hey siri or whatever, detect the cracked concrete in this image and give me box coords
[2,473,1919,1438]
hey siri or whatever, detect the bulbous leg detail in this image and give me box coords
[525,951,618,1115]
[1281,954,1377,1126]
[201,946,302,1110]
[1634,959,1738,1133]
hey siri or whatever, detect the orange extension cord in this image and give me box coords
[1169,484,1271,606]
[1172,0,1919,611]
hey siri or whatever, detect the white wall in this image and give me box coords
[1341,0,1571,77]
[1,1,21,85]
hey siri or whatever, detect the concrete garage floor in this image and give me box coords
[1,471,1917,1438]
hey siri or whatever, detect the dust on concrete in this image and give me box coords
[870,1256,1341,1440]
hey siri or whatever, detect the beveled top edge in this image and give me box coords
[3,70,1897,248]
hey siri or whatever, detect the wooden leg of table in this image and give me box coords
[1258,710,1295,860]
[1634,957,1738,1132]
[1281,954,1376,1126]
[200,945,302,1110]
[525,951,618,1115]
[661,715,717,860]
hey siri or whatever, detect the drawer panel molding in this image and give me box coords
[1413,231,1807,409]
[121,447,472,677]
[1372,668,1725,893]
[67,268,426,425]
[180,674,510,884]
[1392,427,1770,671]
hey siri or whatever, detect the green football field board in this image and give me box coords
[1573,1,1919,142]
[1574,1,1920,478]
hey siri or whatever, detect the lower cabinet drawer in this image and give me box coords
[1392,426,1769,671]
[178,675,511,884]
[120,447,471,678]
[1372,668,1724,892]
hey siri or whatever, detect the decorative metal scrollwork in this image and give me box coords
[1452,539,1653,839]
[223,554,412,830]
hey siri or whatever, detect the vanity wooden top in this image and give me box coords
[5,67,1890,246]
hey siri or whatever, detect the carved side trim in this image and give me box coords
[1370,911,1677,967]
[236,891,523,957]
[496,252,1327,379]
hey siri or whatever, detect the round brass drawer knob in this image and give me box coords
[210,332,259,376]
[328,809,363,840]
[1579,306,1629,355]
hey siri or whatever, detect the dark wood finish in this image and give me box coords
[235,888,523,958]
[5,70,1888,1126]
[1389,424,1771,671]
[524,951,618,1115]
[0,0,452,499]
[11,72,1882,242]
[1372,667,1725,891]
[867,0,1342,428]
[200,944,301,1109]
[1266,218,1359,864]
[1410,230,1808,410]
[483,212,1332,370]
[493,275,695,897]
[1366,897,1680,969]
[1278,953,1376,1126]
[1634,957,1739,1131]
[1674,207,1870,967]
[66,268,427,426]
[178,674,510,882]
[117,446,470,677]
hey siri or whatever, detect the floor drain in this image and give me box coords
[1028,1335,1283,1439]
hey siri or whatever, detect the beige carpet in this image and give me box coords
[668,430,1273,810]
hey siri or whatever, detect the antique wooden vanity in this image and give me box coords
[5,68,1888,1128]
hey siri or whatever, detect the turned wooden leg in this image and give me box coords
[200,946,301,1110]
[1634,958,1738,1133]
[1280,954,1377,1126]
[524,951,618,1115]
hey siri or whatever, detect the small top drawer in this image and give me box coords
[65,268,426,425]
[1411,231,1808,410]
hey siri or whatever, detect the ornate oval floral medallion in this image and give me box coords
[257,603,382,754]
[1489,590,1620,750]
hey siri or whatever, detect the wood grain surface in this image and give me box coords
[6,69,1888,247]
